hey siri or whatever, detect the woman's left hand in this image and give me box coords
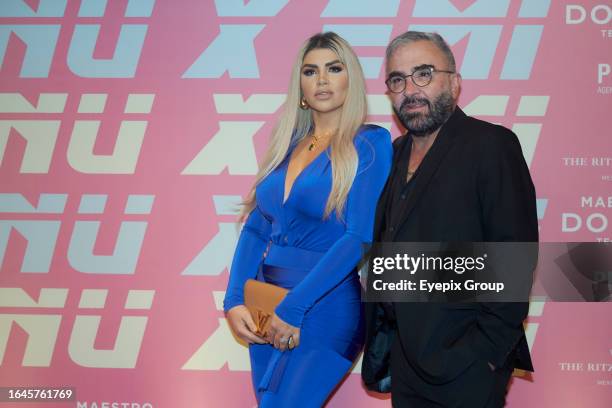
[267,313,300,352]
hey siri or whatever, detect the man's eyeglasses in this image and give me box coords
[385,66,455,93]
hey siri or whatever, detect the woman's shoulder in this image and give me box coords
[354,124,392,153]
[353,124,392,172]
[356,123,391,140]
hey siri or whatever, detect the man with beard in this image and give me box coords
[361,32,538,407]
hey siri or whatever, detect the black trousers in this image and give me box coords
[390,334,514,408]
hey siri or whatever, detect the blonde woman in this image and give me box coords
[223,32,392,406]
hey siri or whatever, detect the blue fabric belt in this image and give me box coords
[263,244,326,271]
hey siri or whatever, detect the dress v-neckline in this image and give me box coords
[282,146,329,206]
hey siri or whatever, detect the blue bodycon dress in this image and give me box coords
[224,125,392,407]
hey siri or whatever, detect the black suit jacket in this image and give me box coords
[362,107,538,391]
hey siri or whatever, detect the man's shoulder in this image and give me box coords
[461,112,511,135]
[457,111,518,148]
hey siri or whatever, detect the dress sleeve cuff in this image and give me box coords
[223,297,244,313]
[274,300,306,328]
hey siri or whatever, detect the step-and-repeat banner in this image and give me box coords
[1,1,610,407]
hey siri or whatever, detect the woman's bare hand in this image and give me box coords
[226,305,267,344]
[266,313,301,352]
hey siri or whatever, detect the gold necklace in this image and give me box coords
[308,130,335,151]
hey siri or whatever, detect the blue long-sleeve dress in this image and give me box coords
[224,124,392,407]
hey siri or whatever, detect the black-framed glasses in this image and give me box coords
[385,66,455,93]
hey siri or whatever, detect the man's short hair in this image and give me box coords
[386,31,456,72]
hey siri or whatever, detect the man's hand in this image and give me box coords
[266,313,301,352]
[226,305,267,344]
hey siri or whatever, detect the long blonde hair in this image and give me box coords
[240,32,367,221]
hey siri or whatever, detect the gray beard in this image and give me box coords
[394,91,455,137]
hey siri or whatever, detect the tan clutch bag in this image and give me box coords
[244,279,288,338]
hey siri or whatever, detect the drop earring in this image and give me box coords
[299,97,309,110]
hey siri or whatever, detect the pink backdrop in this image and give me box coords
[0,1,610,407]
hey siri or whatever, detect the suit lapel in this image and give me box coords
[392,108,467,240]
